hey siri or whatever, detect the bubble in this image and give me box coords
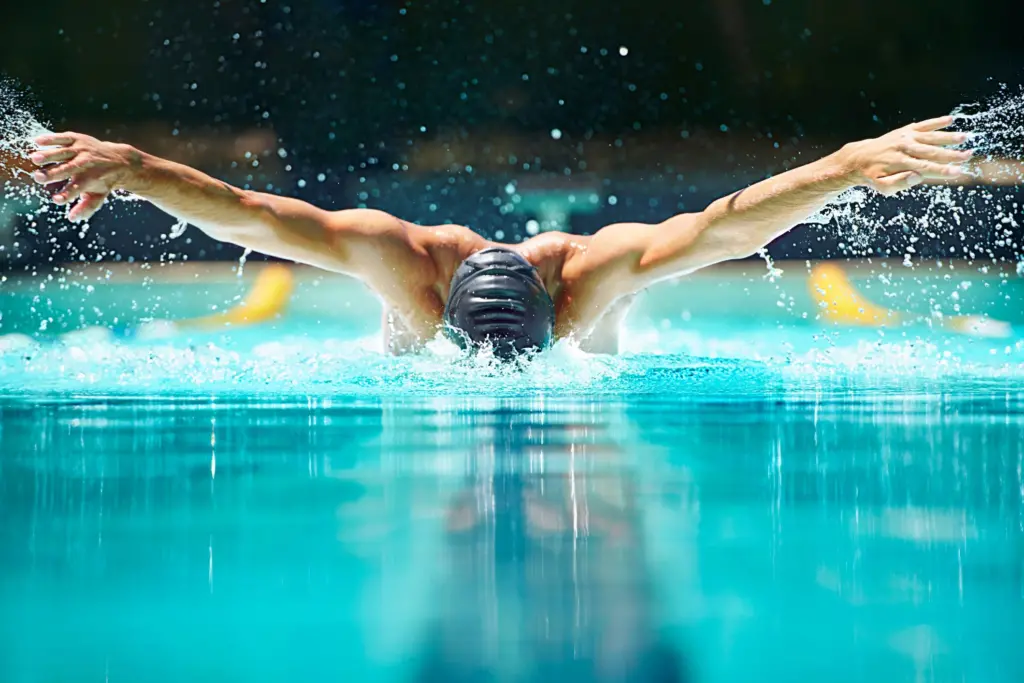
[550,128,562,140]
[525,220,540,236]
[619,46,629,56]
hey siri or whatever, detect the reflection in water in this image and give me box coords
[636,398,1024,683]
[396,401,686,683]
[0,393,1022,683]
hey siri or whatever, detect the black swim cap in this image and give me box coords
[443,247,555,359]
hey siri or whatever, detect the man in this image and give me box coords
[28,116,971,357]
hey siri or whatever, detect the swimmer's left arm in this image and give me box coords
[574,116,972,296]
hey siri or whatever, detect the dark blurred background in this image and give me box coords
[1,0,1023,267]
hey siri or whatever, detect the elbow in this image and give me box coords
[639,213,760,275]
[688,211,767,262]
[207,189,274,241]
[238,189,272,224]
[724,239,767,261]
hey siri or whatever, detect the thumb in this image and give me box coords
[874,171,922,196]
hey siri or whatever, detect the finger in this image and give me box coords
[904,158,966,179]
[30,147,77,166]
[34,133,77,147]
[68,192,109,223]
[905,143,973,164]
[53,181,83,206]
[874,171,922,196]
[32,160,90,185]
[909,115,955,132]
[915,130,969,147]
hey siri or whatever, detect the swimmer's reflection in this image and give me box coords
[413,407,686,683]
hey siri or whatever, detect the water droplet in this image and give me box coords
[168,219,188,239]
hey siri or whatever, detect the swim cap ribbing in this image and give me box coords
[442,247,555,359]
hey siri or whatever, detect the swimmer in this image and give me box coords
[28,116,974,357]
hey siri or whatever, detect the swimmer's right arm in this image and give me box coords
[556,116,972,334]
[28,132,426,277]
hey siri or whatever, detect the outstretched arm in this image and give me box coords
[28,132,430,280]
[562,116,972,331]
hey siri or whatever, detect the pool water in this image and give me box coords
[1,276,1024,683]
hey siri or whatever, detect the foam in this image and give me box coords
[1,319,1021,401]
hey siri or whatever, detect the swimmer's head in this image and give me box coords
[443,247,555,360]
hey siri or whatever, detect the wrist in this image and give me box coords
[827,144,866,189]
[114,144,148,193]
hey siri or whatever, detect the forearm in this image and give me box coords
[647,152,856,273]
[119,148,346,268]
[695,152,854,251]
[119,148,260,235]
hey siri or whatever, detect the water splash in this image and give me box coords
[951,83,1024,162]
[0,320,1021,400]
[0,82,52,160]
[168,219,189,239]
[757,247,784,281]
[804,85,1024,263]
[0,81,55,210]
[237,248,253,278]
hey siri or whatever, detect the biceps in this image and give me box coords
[230,199,398,275]
[585,216,706,286]
[220,193,347,270]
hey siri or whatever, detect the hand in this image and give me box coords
[836,115,972,196]
[30,132,137,223]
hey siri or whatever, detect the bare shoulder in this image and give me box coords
[326,210,483,254]
[511,232,581,288]
[515,231,580,265]
[538,224,651,284]
[407,222,491,266]
[326,208,415,236]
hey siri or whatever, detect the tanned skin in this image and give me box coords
[29,116,972,352]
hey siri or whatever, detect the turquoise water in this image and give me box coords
[2,290,1024,682]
